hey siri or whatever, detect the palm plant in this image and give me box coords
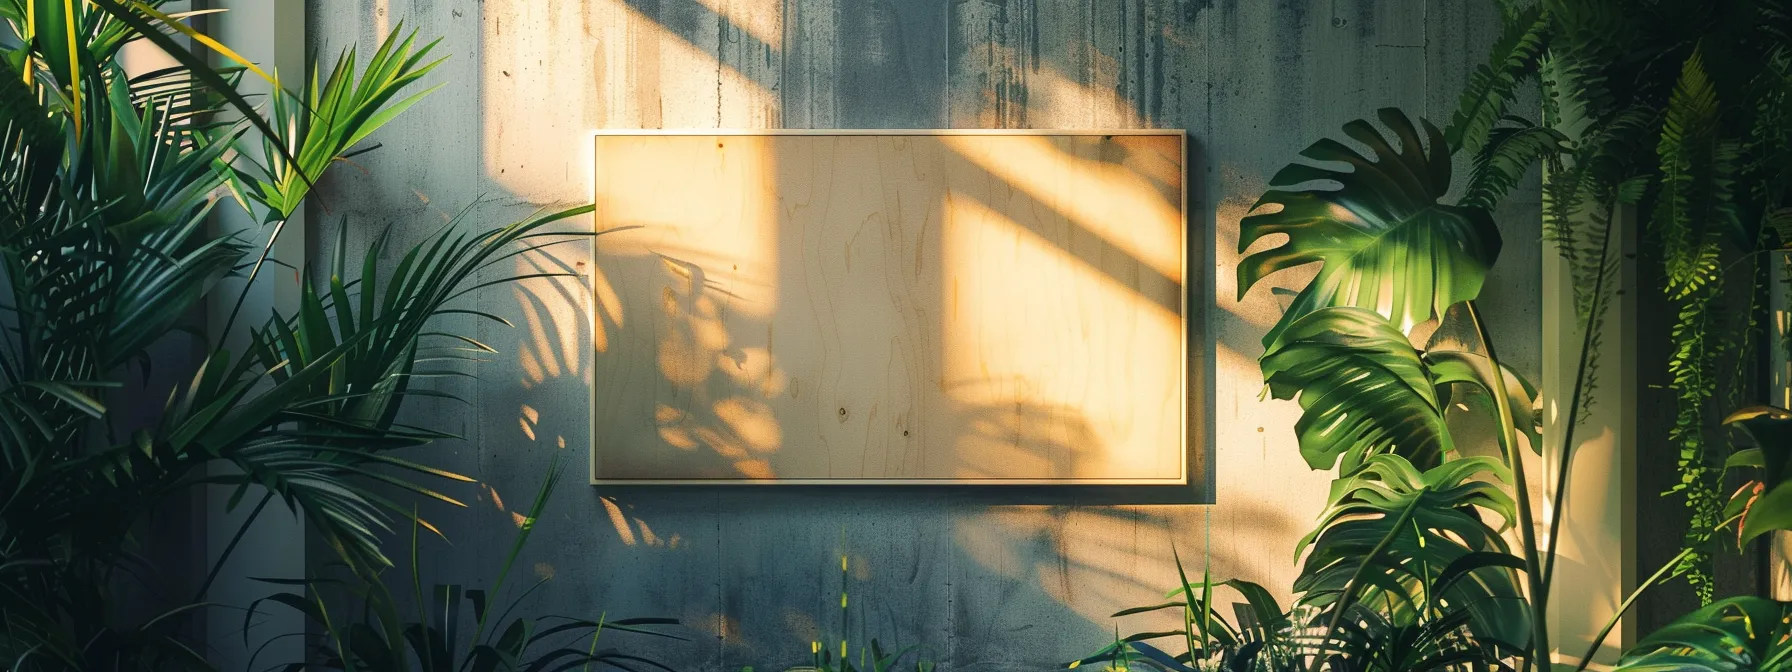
[246,458,685,672]
[0,3,600,669]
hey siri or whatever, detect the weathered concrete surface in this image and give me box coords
[303,1,1540,669]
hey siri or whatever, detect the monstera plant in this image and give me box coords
[1121,1,1792,669]
[1083,104,1558,672]
[1236,105,1554,668]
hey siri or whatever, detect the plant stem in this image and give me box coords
[1465,299,1550,672]
[191,489,274,602]
[1543,197,1618,593]
[1570,547,1696,671]
[217,216,291,347]
[584,612,607,672]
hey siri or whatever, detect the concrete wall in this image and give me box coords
[304,1,1540,669]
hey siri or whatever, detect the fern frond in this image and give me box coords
[1655,48,1736,299]
[1463,124,1567,210]
[1447,4,1548,156]
[1542,0,1637,130]
[1653,47,1739,605]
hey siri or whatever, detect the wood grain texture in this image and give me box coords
[589,131,1187,484]
[300,0,1538,669]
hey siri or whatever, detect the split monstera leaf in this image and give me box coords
[1237,107,1555,660]
[1239,109,1504,347]
[1239,108,1542,472]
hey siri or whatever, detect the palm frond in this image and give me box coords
[238,25,445,222]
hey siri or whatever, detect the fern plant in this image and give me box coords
[1527,0,1792,601]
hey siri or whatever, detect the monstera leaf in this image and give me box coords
[1430,350,1544,454]
[1261,307,1544,473]
[1238,108,1502,346]
[1722,406,1792,546]
[1615,597,1792,672]
[1295,454,1530,653]
[1261,307,1452,471]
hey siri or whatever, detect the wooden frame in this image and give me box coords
[587,129,1196,486]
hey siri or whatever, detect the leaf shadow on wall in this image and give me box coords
[493,130,1254,670]
[397,0,1314,669]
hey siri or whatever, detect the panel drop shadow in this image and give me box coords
[580,132,1212,503]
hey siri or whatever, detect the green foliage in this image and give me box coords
[247,459,685,672]
[1072,551,1301,672]
[1236,108,1503,347]
[1654,47,1741,604]
[229,25,445,222]
[1238,1,1792,670]
[1258,307,1542,473]
[1529,0,1792,602]
[1447,3,1549,157]
[809,551,936,672]
[1319,605,1516,672]
[1462,125,1569,212]
[809,639,935,672]
[1294,455,1529,652]
[1259,308,1453,472]
[0,4,605,669]
[1237,104,1552,670]
[1719,406,1792,546]
[172,204,598,574]
[1614,597,1792,672]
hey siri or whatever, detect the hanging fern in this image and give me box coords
[1463,123,1568,211]
[1654,47,1739,604]
[1448,4,1550,157]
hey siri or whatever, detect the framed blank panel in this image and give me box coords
[589,130,1191,485]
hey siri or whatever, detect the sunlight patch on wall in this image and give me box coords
[941,192,1181,480]
[941,134,1182,285]
[482,0,780,199]
[590,134,786,480]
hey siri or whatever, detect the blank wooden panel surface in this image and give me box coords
[589,131,1188,484]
